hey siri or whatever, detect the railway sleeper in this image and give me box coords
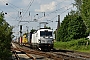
[12,51,20,60]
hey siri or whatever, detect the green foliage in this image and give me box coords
[30,29,36,33]
[54,38,90,51]
[45,26,51,29]
[23,33,27,35]
[73,0,90,33]
[0,12,12,60]
[81,0,90,33]
[57,11,87,41]
[73,0,82,13]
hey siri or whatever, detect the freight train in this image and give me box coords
[15,35,28,45]
[17,28,54,51]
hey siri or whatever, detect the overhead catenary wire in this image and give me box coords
[1,0,74,22]
[20,6,74,28]
[0,0,75,34]
[0,0,35,28]
[20,4,73,36]
[1,0,21,22]
[18,2,75,27]
[31,0,74,21]
[19,0,70,22]
[37,2,75,21]
[1,0,34,22]
[1,0,19,11]
[46,6,74,22]
[17,0,35,29]
[22,0,34,18]
[0,9,3,12]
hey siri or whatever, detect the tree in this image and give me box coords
[0,12,12,60]
[74,0,90,34]
[81,0,90,33]
[57,11,87,41]
[45,26,51,29]
[30,29,36,33]
[73,0,82,13]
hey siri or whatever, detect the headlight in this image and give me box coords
[38,39,41,43]
[50,37,53,38]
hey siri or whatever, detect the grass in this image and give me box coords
[54,38,90,53]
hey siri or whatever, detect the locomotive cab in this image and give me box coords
[29,28,54,51]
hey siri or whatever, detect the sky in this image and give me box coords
[0,0,75,37]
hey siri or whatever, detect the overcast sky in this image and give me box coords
[0,0,75,37]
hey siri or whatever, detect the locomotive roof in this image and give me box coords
[32,28,53,34]
[38,28,53,31]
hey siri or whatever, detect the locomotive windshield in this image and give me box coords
[40,31,52,36]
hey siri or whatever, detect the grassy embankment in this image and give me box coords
[54,38,90,53]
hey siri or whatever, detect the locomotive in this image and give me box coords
[28,28,54,50]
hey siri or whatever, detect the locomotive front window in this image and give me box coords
[40,31,52,36]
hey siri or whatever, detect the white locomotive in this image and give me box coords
[28,28,54,50]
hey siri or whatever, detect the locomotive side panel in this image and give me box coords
[29,28,54,50]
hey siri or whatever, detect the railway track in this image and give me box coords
[50,51,90,60]
[11,42,90,60]
[11,44,61,60]
[12,43,55,60]
[12,43,36,60]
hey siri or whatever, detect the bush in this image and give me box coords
[54,38,90,51]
